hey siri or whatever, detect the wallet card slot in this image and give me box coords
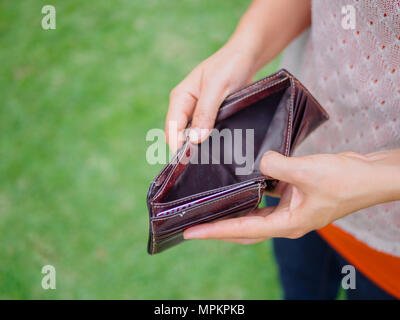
[149,197,259,254]
[152,182,262,221]
[152,196,260,244]
[153,180,261,218]
[153,199,258,243]
[151,177,265,211]
[151,183,263,236]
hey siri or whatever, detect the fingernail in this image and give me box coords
[188,128,200,143]
[189,128,210,143]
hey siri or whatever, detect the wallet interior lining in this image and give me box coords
[161,87,291,203]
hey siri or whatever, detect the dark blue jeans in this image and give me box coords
[266,196,395,300]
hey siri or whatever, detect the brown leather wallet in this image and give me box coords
[146,69,329,254]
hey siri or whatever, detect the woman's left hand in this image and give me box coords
[183,150,400,244]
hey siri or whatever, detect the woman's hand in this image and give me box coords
[165,0,312,152]
[183,150,400,244]
[165,44,257,152]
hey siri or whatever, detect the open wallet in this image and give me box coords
[146,69,329,254]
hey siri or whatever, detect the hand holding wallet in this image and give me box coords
[146,69,329,254]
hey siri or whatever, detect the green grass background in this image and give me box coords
[0,0,282,299]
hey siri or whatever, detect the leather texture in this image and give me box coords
[146,69,329,254]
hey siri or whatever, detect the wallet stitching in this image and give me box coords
[153,146,182,185]
[151,177,265,208]
[152,232,183,249]
[151,196,259,253]
[152,232,156,254]
[155,142,189,186]
[152,186,260,222]
[227,71,282,98]
[152,195,260,239]
[218,77,289,113]
[152,185,235,208]
[223,70,285,101]
[284,79,295,155]
[256,182,263,207]
[152,142,190,201]
[151,184,261,222]
[292,78,329,120]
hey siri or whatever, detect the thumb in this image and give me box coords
[260,151,303,185]
[189,85,228,144]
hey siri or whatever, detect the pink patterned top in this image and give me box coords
[281,0,400,256]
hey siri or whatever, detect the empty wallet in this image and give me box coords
[146,69,329,254]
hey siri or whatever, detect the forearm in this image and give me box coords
[366,149,400,204]
[339,149,400,216]
[226,0,311,72]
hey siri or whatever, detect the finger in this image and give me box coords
[183,206,293,240]
[166,87,197,152]
[246,205,275,217]
[189,83,229,144]
[260,151,305,185]
[219,238,267,245]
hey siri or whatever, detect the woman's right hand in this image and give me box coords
[165,0,312,152]
[165,44,258,152]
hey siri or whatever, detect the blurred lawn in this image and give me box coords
[0,0,282,299]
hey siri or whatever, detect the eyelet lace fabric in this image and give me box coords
[280,0,400,256]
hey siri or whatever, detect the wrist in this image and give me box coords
[336,150,400,216]
[223,37,263,74]
[366,149,400,203]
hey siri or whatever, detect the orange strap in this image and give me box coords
[318,224,400,298]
